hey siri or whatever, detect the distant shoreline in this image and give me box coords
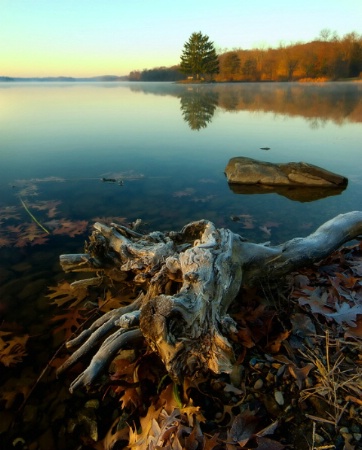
[0,75,128,82]
[1,76,361,83]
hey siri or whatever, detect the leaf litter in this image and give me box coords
[1,215,362,448]
[75,240,361,449]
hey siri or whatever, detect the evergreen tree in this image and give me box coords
[180,32,219,80]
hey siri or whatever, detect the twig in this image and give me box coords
[19,197,50,234]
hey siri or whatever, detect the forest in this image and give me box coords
[129,30,362,82]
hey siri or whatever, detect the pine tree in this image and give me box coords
[180,32,219,80]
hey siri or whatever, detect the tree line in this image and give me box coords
[129,30,362,82]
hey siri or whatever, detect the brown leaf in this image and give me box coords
[98,291,125,312]
[0,331,29,367]
[184,421,203,450]
[0,369,34,408]
[254,436,285,450]
[120,387,141,410]
[0,234,15,247]
[335,272,360,289]
[288,363,315,389]
[47,281,88,308]
[344,315,362,340]
[159,383,180,414]
[228,410,260,447]
[265,330,290,354]
[291,313,316,337]
[297,288,332,315]
[203,433,220,450]
[181,405,206,427]
[52,219,88,237]
[236,327,255,348]
[51,308,87,339]
[128,404,163,449]
[99,417,130,450]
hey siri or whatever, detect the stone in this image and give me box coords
[225,157,348,187]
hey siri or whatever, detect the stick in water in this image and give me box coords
[20,197,50,234]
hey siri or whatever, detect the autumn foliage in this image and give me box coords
[130,30,362,82]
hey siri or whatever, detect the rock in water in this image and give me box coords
[225,157,348,187]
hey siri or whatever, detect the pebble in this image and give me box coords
[274,390,284,405]
[253,362,264,370]
[314,433,324,444]
[266,372,275,383]
[85,399,100,409]
[350,425,360,433]
[254,379,263,390]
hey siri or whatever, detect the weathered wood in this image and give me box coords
[58,212,362,391]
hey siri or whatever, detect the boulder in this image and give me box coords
[225,157,348,187]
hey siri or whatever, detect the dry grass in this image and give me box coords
[299,331,362,430]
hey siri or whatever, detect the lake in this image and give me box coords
[0,81,362,447]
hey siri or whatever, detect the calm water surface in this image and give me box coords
[0,81,362,447]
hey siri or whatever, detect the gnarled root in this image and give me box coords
[58,212,362,391]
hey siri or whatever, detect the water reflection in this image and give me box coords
[178,89,219,130]
[129,81,362,129]
[228,183,347,202]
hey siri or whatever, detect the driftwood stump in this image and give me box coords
[57,212,362,392]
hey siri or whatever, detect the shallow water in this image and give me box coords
[0,81,362,447]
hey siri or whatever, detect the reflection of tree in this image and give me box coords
[126,83,362,127]
[179,90,219,130]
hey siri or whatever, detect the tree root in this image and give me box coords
[57,212,362,390]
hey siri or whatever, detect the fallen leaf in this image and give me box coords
[254,436,286,449]
[203,433,220,450]
[173,188,195,198]
[128,404,163,450]
[344,316,362,339]
[297,288,332,315]
[47,281,88,308]
[325,302,362,327]
[52,219,88,237]
[0,331,29,367]
[228,409,260,447]
[51,308,87,339]
[265,330,290,354]
[288,363,315,389]
[259,225,272,236]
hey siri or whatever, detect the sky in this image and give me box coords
[1,0,361,78]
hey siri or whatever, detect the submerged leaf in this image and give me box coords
[51,308,87,339]
[47,281,88,308]
[0,331,29,367]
